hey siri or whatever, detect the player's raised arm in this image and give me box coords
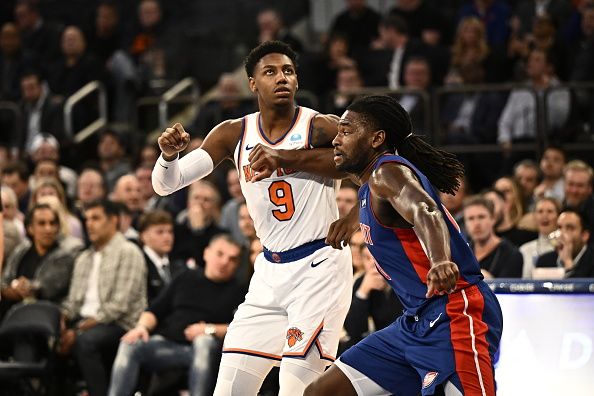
[152,120,242,196]
[369,163,460,298]
[248,113,349,181]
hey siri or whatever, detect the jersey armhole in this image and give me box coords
[305,113,318,149]
[235,116,247,172]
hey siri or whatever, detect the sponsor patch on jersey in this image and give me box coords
[422,371,438,389]
[286,327,304,347]
[290,133,301,141]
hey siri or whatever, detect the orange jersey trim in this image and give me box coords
[282,321,324,358]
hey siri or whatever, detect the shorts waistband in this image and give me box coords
[263,239,327,263]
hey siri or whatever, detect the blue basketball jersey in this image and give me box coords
[359,154,483,315]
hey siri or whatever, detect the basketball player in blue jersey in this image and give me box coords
[305,95,503,396]
[152,41,355,396]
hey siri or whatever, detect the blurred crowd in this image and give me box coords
[0,0,593,395]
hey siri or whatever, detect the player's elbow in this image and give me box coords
[151,176,173,196]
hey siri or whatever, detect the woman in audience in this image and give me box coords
[519,197,561,278]
[29,178,84,241]
[492,176,538,246]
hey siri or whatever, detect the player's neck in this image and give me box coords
[357,151,389,185]
[259,104,296,140]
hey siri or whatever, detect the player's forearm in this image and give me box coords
[412,203,452,266]
[278,148,348,179]
[152,149,214,196]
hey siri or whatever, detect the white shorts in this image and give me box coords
[222,242,352,367]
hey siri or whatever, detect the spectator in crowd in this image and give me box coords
[448,16,508,84]
[108,234,245,396]
[110,174,143,223]
[98,129,131,192]
[520,197,560,278]
[1,160,31,213]
[389,0,447,44]
[191,74,254,138]
[508,15,568,81]
[60,199,146,396]
[136,142,159,167]
[514,159,540,212]
[340,243,403,354]
[172,180,225,268]
[336,181,358,218]
[87,2,137,123]
[16,71,63,155]
[0,22,32,101]
[441,60,506,145]
[13,0,62,64]
[534,145,565,202]
[315,33,357,96]
[329,65,364,115]
[1,185,25,238]
[29,178,84,241]
[255,8,302,53]
[492,177,538,246]
[348,230,366,278]
[76,168,107,212]
[47,25,103,98]
[513,0,572,37]
[115,201,139,243]
[497,48,570,152]
[464,195,523,278]
[458,0,512,49]
[2,210,23,262]
[329,0,380,53]
[439,176,469,228]
[535,209,594,278]
[28,133,78,198]
[235,202,256,286]
[219,168,246,247]
[0,203,82,317]
[30,159,59,186]
[135,163,170,212]
[570,4,594,82]
[562,160,594,234]
[357,15,426,88]
[138,209,186,304]
[398,56,431,134]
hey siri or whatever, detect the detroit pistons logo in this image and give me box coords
[286,327,304,347]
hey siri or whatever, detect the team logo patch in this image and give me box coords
[272,253,281,263]
[422,371,438,389]
[290,133,301,141]
[286,327,304,347]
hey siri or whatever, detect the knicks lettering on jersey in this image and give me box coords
[242,165,297,182]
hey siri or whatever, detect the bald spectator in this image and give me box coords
[562,160,594,234]
[98,130,132,192]
[14,0,62,64]
[76,168,107,209]
[47,25,103,98]
[172,181,226,268]
[111,174,143,219]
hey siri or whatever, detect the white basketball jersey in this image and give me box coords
[234,106,339,252]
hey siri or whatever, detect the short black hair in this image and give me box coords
[244,40,298,78]
[1,161,30,181]
[560,209,590,233]
[84,198,120,218]
[380,14,409,35]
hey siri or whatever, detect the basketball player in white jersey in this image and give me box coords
[152,41,353,395]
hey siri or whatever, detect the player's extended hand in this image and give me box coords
[326,204,359,249]
[157,123,191,159]
[247,144,283,182]
[426,261,460,298]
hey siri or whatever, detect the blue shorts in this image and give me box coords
[339,282,502,396]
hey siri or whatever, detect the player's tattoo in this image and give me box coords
[310,115,340,148]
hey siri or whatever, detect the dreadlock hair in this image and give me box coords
[244,41,298,78]
[347,95,465,195]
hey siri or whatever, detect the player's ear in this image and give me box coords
[371,130,386,148]
[248,77,257,93]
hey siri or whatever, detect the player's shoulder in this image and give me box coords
[309,112,340,148]
[369,161,417,197]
